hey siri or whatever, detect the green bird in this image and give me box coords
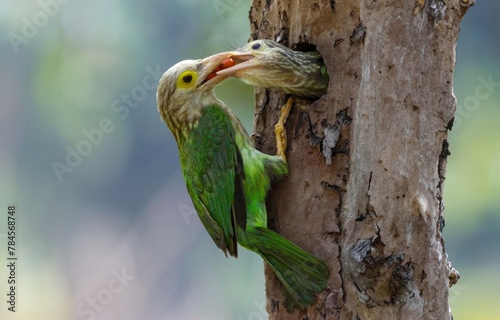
[216,39,329,98]
[156,52,328,311]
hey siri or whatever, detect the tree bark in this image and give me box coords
[249,0,472,319]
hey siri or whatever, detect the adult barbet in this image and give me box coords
[156,52,328,311]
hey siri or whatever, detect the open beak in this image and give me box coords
[196,51,234,91]
[196,51,257,91]
[215,52,257,78]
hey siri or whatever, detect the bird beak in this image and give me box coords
[196,51,248,91]
[214,52,258,78]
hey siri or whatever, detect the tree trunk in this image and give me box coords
[249,0,472,319]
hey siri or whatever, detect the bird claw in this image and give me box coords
[274,97,294,162]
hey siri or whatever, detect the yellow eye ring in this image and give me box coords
[177,70,198,89]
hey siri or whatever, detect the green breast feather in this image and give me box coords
[179,105,246,257]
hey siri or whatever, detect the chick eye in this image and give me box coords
[251,42,261,50]
[177,70,198,89]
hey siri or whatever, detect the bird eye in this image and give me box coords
[177,70,198,89]
[251,42,261,50]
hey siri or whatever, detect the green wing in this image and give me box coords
[179,105,246,257]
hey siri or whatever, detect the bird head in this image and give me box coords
[157,52,235,139]
[217,39,329,98]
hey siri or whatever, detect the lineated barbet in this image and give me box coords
[216,39,329,98]
[156,52,329,311]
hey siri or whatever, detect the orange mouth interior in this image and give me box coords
[202,58,236,84]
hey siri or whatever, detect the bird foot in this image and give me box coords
[274,97,294,162]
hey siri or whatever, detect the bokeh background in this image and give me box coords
[0,1,498,319]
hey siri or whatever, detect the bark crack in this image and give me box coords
[368,171,373,191]
[296,111,322,146]
[436,139,450,232]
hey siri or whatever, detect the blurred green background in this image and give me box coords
[0,1,498,319]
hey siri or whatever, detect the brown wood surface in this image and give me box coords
[249,0,472,319]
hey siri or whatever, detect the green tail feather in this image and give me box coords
[242,227,329,311]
